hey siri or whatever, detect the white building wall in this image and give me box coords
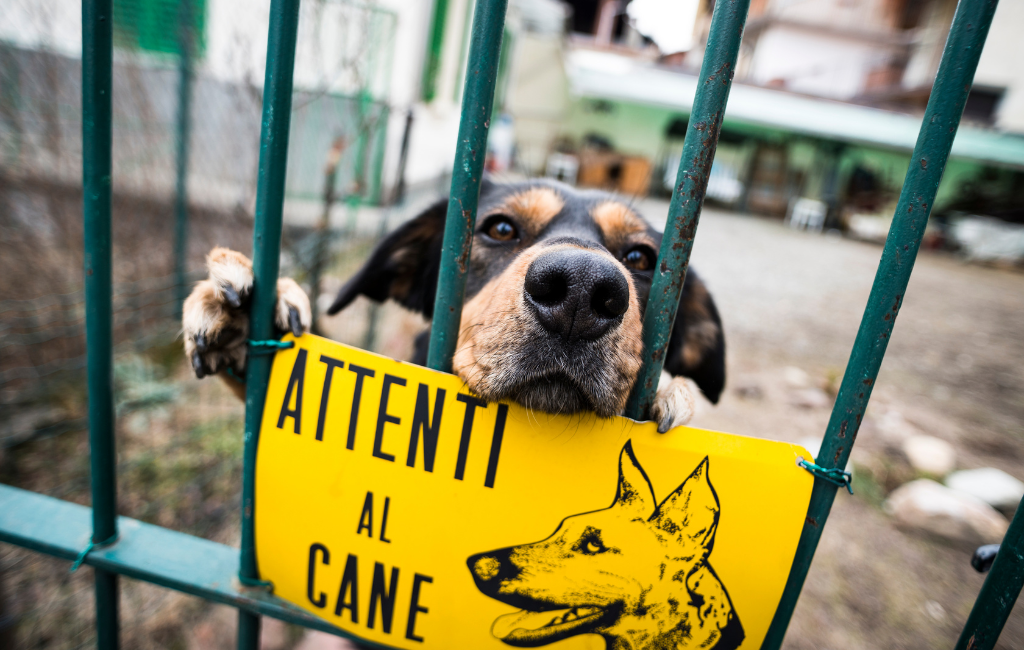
[972,0,1024,134]
[768,0,897,29]
[748,27,890,100]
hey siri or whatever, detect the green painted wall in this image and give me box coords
[559,96,994,213]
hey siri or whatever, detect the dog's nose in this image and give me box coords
[524,248,629,342]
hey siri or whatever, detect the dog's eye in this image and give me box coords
[584,539,606,554]
[622,246,655,271]
[483,216,519,242]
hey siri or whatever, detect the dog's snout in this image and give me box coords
[467,549,520,595]
[525,248,629,342]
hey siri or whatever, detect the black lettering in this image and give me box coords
[368,562,399,633]
[277,348,308,434]
[407,384,446,472]
[380,496,392,544]
[485,404,509,488]
[357,492,374,537]
[347,364,376,450]
[315,355,345,441]
[454,394,487,480]
[373,374,406,462]
[334,553,359,622]
[405,573,433,642]
[307,543,329,608]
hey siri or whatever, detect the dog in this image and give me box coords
[182,178,725,431]
[467,441,743,650]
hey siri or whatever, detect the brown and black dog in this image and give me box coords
[182,179,725,431]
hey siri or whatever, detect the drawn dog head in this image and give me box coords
[328,179,725,418]
[466,441,743,650]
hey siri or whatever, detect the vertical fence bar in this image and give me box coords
[426,0,509,372]
[955,497,1024,650]
[421,0,450,103]
[623,0,750,419]
[240,0,302,647]
[82,0,120,647]
[762,1,999,647]
[173,0,195,319]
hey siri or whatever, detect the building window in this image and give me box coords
[113,0,207,56]
[963,86,1004,127]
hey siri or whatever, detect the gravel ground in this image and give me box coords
[644,202,1024,650]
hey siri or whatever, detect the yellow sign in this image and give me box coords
[255,334,813,650]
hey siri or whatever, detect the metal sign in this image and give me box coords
[255,334,814,649]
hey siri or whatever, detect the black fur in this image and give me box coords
[328,180,726,404]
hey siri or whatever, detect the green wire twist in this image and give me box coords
[798,459,853,495]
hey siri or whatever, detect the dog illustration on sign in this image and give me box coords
[467,441,744,649]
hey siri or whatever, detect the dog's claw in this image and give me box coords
[192,350,206,379]
[288,306,302,337]
[223,285,242,309]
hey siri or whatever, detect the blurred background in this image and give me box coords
[1,0,1023,648]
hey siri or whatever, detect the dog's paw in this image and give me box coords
[274,277,312,338]
[651,371,696,433]
[182,248,254,379]
[182,248,311,381]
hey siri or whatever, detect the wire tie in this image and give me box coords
[238,573,275,592]
[798,458,853,494]
[70,533,118,573]
[247,339,295,355]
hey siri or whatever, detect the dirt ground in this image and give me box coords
[667,203,1024,650]
[3,199,1023,649]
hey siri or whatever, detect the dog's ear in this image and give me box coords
[611,441,656,518]
[664,271,726,403]
[326,198,447,318]
[652,457,719,560]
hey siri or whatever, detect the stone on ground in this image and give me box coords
[946,467,1024,514]
[783,366,811,388]
[877,410,919,444]
[902,435,956,476]
[788,387,831,409]
[294,631,362,650]
[884,479,1009,546]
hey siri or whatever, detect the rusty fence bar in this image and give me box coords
[426,0,510,372]
[761,1,1000,647]
[623,0,751,419]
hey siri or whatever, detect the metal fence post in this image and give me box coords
[426,0,509,373]
[623,0,751,419]
[761,1,999,647]
[82,0,120,647]
[421,0,450,103]
[173,0,195,319]
[955,497,1024,650]
[240,0,302,647]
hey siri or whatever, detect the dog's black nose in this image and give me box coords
[524,248,629,342]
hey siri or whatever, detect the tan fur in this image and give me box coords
[275,277,312,332]
[504,187,564,233]
[206,247,253,301]
[453,242,643,416]
[182,248,311,396]
[678,280,720,369]
[652,372,696,433]
[592,201,648,250]
[181,279,249,375]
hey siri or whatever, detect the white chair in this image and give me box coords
[788,198,827,232]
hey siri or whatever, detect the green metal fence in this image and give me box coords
[0,0,1022,649]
